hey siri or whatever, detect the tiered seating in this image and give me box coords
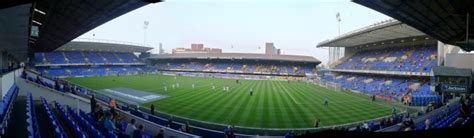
[321,73,441,106]
[157,61,316,75]
[37,66,144,77]
[78,110,117,138]
[53,101,87,137]
[64,52,85,64]
[35,53,45,64]
[335,46,437,72]
[415,104,462,130]
[102,53,120,63]
[40,97,67,137]
[45,52,66,64]
[26,93,40,137]
[66,106,103,137]
[84,52,106,64]
[0,84,18,134]
[36,51,143,65]
[117,53,140,63]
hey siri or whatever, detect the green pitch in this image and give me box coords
[66,75,394,128]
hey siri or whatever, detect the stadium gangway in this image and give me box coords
[20,73,200,138]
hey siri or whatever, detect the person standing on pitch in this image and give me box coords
[192,83,195,89]
[324,96,329,106]
[164,86,168,92]
[249,88,253,96]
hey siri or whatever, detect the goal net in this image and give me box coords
[325,82,341,92]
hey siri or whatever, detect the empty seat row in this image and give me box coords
[36,52,142,65]
[335,46,437,72]
[66,106,104,138]
[0,84,18,135]
[40,97,67,138]
[26,93,40,138]
[36,66,144,77]
[53,101,86,138]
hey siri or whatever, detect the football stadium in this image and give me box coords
[0,0,473,138]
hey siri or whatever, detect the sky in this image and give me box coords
[78,0,391,64]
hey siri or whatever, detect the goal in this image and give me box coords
[325,82,341,92]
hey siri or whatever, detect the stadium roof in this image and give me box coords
[56,38,153,53]
[149,53,321,64]
[353,0,474,52]
[317,19,428,48]
[27,0,160,52]
[0,4,30,61]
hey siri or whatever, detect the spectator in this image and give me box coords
[93,104,104,122]
[168,116,173,128]
[460,95,470,119]
[362,122,369,132]
[103,112,116,134]
[402,117,414,130]
[184,121,191,133]
[224,126,230,137]
[125,119,137,136]
[132,125,144,138]
[391,106,397,116]
[150,104,155,115]
[379,118,386,129]
[155,128,164,138]
[284,130,294,138]
[109,97,117,117]
[314,118,320,128]
[90,95,96,113]
[424,118,430,130]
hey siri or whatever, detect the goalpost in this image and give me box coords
[325,82,341,92]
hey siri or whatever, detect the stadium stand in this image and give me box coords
[36,51,143,65]
[1,1,473,137]
[33,40,151,77]
[321,72,440,106]
[150,53,320,76]
[19,69,199,138]
[335,45,437,72]
[317,20,444,107]
[156,60,316,75]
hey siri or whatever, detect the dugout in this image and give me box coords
[431,66,472,103]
